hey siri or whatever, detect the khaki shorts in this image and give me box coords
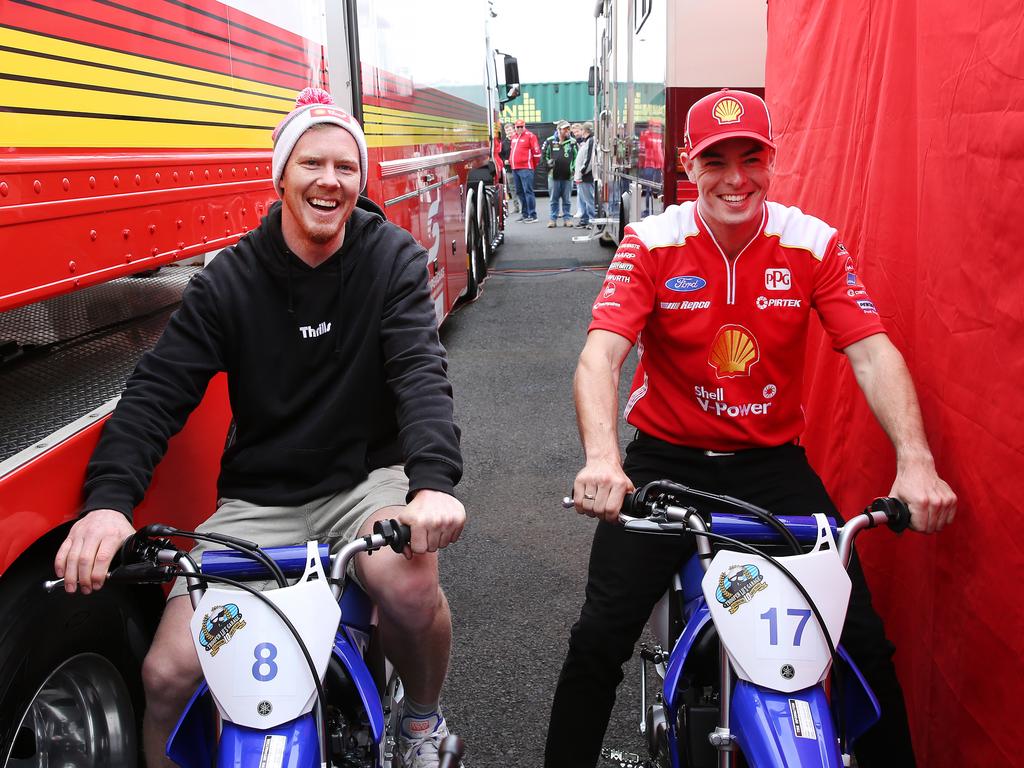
[167,465,408,600]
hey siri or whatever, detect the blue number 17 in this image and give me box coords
[760,607,813,646]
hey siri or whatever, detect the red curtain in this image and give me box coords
[766,1,1024,764]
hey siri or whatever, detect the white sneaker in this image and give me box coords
[397,711,462,768]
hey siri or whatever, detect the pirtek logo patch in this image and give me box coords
[300,321,332,339]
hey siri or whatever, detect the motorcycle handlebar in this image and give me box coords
[563,481,914,538]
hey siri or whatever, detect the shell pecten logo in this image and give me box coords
[712,97,744,125]
[708,324,759,378]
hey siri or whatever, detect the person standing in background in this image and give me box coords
[545,120,577,227]
[499,122,515,212]
[510,118,541,222]
[638,117,665,218]
[570,123,584,219]
[574,122,596,229]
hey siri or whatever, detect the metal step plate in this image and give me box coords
[0,267,199,463]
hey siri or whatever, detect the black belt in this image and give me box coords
[634,430,800,458]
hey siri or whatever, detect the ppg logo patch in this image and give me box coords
[764,268,791,290]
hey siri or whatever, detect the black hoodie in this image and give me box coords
[83,201,462,520]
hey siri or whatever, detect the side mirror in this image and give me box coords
[587,65,599,96]
[503,55,520,87]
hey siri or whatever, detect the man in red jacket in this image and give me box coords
[509,118,541,222]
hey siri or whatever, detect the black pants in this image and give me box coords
[544,436,914,767]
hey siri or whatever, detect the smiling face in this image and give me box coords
[685,137,775,248]
[280,124,361,265]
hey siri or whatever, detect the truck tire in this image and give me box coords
[0,540,160,767]
[463,213,484,302]
[478,192,495,266]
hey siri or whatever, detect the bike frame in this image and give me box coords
[164,538,395,768]
[632,511,882,768]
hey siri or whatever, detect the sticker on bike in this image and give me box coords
[198,603,247,656]
[715,564,768,614]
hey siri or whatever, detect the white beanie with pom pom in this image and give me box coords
[271,87,368,195]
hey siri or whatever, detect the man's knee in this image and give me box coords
[141,598,202,713]
[368,556,445,632]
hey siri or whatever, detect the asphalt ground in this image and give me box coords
[436,197,649,766]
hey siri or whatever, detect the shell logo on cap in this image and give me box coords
[712,97,744,125]
[708,324,759,378]
[310,106,351,122]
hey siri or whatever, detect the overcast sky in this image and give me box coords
[489,0,596,83]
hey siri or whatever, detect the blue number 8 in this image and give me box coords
[252,642,278,681]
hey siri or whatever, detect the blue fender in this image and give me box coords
[165,684,320,767]
[217,716,320,767]
[663,601,712,712]
[835,645,881,746]
[166,683,216,768]
[334,626,385,742]
[663,601,712,768]
[731,681,843,767]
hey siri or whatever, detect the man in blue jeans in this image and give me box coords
[509,118,540,221]
[545,120,577,226]
[574,121,596,227]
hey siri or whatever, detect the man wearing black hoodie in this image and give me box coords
[53,88,465,768]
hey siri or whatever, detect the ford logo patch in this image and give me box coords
[665,276,706,292]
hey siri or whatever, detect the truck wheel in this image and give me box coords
[479,194,494,265]
[0,546,159,766]
[617,189,631,245]
[464,213,483,302]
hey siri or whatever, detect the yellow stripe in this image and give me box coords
[0,27,300,147]
[365,132,488,149]
[363,105,487,147]
[0,113,269,148]
[0,26,297,99]
[364,104,485,129]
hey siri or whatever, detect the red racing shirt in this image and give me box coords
[589,201,886,451]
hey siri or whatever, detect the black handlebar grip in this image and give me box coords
[373,519,413,553]
[117,531,150,567]
[106,563,177,584]
[620,488,640,518]
[438,734,465,768]
[870,497,911,533]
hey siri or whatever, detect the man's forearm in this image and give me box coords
[574,351,622,464]
[849,336,934,466]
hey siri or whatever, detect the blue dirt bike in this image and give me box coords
[45,520,465,768]
[564,481,910,768]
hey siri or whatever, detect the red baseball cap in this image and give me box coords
[684,89,775,158]
[514,118,526,127]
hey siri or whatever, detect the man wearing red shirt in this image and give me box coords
[509,118,541,221]
[545,89,957,767]
[638,117,665,217]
